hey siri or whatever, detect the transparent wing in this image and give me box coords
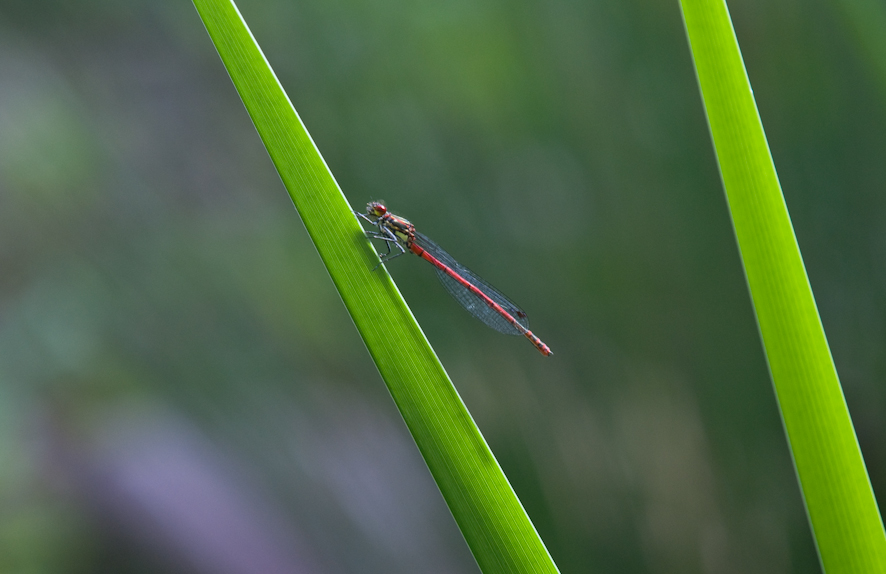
[414,232,528,335]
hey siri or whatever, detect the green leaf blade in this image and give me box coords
[192,1,560,572]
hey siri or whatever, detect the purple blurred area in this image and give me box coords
[1,0,885,572]
[39,405,325,574]
[32,398,470,574]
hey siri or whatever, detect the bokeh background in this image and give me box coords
[2,0,885,572]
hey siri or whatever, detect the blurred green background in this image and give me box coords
[1,0,885,572]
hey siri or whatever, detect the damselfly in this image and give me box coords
[356,202,553,356]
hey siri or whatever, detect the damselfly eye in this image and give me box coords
[367,202,387,216]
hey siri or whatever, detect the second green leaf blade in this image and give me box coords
[680,0,886,571]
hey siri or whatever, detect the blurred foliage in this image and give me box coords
[0,0,884,572]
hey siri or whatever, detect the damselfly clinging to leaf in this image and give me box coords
[356,202,552,356]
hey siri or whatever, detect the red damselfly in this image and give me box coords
[356,201,553,356]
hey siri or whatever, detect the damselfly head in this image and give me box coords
[366,202,387,219]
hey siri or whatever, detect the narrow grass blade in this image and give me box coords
[191,1,559,572]
[680,0,886,570]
